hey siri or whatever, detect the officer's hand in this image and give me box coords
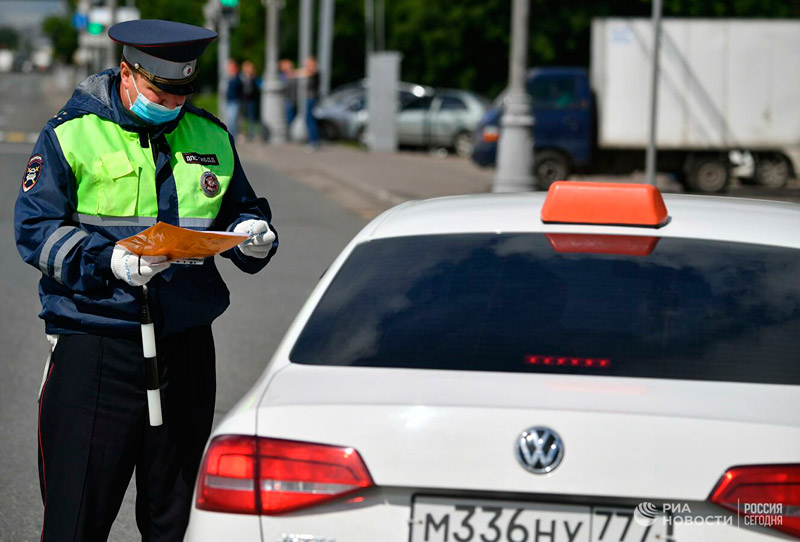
[234,219,276,259]
[110,245,171,287]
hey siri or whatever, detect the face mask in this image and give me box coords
[126,76,183,125]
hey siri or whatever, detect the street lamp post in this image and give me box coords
[262,0,286,143]
[645,0,663,186]
[364,0,374,75]
[106,0,117,68]
[317,0,335,99]
[493,0,534,192]
[376,0,385,51]
[290,0,312,141]
[217,13,230,128]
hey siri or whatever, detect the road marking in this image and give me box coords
[0,143,35,154]
[0,132,38,144]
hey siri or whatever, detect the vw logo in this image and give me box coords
[515,427,564,474]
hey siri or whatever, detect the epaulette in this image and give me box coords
[46,108,90,129]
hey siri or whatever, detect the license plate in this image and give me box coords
[410,497,669,542]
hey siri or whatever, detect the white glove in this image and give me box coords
[234,219,276,259]
[110,244,171,287]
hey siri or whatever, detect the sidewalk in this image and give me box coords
[236,141,495,218]
[235,141,699,218]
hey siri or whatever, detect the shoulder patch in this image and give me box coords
[22,154,43,192]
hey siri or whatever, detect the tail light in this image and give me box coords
[708,464,800,538]
[481,125,499,142]
[196,435,374,515]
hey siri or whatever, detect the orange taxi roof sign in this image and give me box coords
[541,181,669,228]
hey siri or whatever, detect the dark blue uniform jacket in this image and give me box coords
[15,69,277,338]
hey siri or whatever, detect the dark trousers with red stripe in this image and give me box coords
[37,327,216,542]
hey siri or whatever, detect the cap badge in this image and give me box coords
[183,64,193,77]
[200,171,220,198]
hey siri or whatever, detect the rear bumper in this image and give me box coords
[185,508,261,541]
[186,488,789,542]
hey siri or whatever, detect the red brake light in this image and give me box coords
[526,355,611,368]
[541,182,669,227]
[545,234,660,256]
[196,435,258,514]
[196,436,374,515]
[708,464,800,538]
[258,438,374,514]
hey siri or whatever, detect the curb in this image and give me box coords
[237,143,410,218]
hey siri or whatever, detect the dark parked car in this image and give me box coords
[472,68,591,188]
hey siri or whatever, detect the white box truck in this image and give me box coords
[591,18,800,191]
[472,18,800,192]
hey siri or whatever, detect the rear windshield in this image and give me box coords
[290,234,800,385]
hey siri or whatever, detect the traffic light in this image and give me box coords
[219,0,239,26]
[87,22,104,35]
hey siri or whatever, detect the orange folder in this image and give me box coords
[118,222,248,261]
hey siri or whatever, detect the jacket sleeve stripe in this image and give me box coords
[72,213,157,227]
[38,226,78,276]
[178,217,214,228]
[53,230,88,285]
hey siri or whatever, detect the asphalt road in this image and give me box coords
[0,73,367,541]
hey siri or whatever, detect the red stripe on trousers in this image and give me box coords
[38,363,54,542]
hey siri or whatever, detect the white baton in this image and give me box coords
[140,285,163,426]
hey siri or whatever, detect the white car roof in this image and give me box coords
[360,192,800,249]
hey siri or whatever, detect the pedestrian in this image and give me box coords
[295,56,321,150]
[241,60,261,140]
[14,19,278,542]
[279,58,296,133]
[225,58,243,137]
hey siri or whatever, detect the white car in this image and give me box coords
[186,182,800,542]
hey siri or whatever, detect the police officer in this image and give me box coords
[14,20,278,541]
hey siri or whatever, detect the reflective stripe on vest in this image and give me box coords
[53,112,233,225]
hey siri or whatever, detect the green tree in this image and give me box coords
[125,0,800,99]
[388,0,512,97]
[384,0,800,99]
[42,16,79,64]
[0,26,20,50]
[230,0,266,73]
[135,0,207,26]
[276,0,366,89]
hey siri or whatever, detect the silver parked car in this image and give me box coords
[313,80,432,141]
[354,89,490,157]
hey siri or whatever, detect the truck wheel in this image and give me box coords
[754,153,790,188]
[685,156,730,194]
[534,150,571,190]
